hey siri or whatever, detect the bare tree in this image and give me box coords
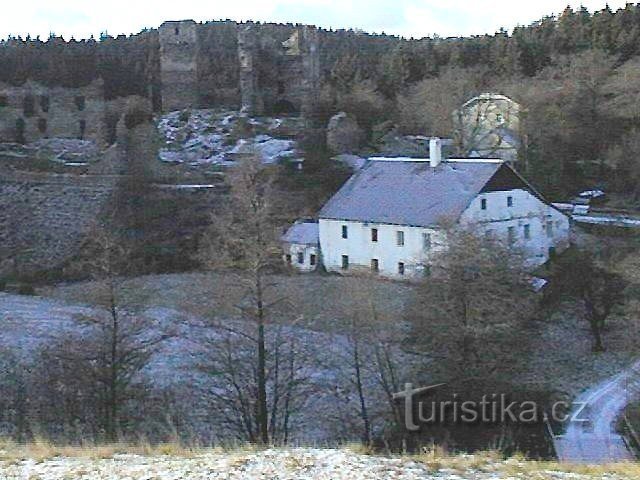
[407,228,536,383]
[558,249,627,352]
[329,278,408,446]
[197,152,291,445]
[46,223,174,441]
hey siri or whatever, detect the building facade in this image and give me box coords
[453,93,521,164]
[284,138,570,279]
[282,220,320,272]
[0,79,105,144]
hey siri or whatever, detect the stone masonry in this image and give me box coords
[0,79,106,145]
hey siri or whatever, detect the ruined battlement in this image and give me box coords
[158,20,321,115]
[0,79,106,145]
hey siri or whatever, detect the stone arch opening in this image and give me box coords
[272,99,298,116]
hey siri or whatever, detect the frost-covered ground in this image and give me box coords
[0,289,414,443]
[0,139,100,167]
[157,109,303,167]
[0,448,634,479]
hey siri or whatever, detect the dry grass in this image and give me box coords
[406,447,640,478]
[1,440,640,477]
[0,438,210,464]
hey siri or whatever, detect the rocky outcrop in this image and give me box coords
[326,112,364,154]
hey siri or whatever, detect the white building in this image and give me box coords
[282,220,320,272]
[283,139,570,279]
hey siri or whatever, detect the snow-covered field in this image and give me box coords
[0,288,413,443]
[1,448,634,480]
[157,110,303,167]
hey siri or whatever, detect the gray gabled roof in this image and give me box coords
[282,221,319,246]
[318,159,503,228]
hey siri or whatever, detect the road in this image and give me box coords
[554,360,640,463]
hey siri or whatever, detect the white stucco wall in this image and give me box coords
[318,188,570,279]
[318,219,445,279]
[459,188,570,267]
[284,243,319,272]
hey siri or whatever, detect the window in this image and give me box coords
[175,27,180,35]
[481,198,487,210]
[37,118,47,133]
[396,230,405,246]
[371,228,378,242]
[508,226,516,244]
[75,96,86,111]
[79,119,86,140]
[23,95,35,117]
[371,259,379,273]
[0,95,8,107]
[310,254,317,266]
[285,254,292,264]
[341,255,349,270]
[398,262,405,275]
[297,252,304,264]
[507,196,513,207]
[423,232,432,251]
[40,95,49,112]
[524,224,531,240]
[421,264,432,277]
[341,225,348,239]
[546,221,554,237]
[15,118,25,144]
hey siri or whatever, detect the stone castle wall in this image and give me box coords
[0,171,116,277]
[159,20,321,115]
[159,20,200,112]
[0,79,106,145]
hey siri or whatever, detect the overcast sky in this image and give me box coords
[1,1,632,40]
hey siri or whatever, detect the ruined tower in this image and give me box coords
[159,20,199,112]
[276,26,320,117]
[237,24,321,117]
[237,23,263,115]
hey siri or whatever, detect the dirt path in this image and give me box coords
[555,360,640,463]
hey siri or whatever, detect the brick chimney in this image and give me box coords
[429,137,442,167]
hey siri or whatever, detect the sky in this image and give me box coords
[1,1,633,41]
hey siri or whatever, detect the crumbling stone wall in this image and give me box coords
[0,79,106,145]
[159,20,321,116]
[0,171,115,277]
[236,23,320,116]
[159,20,200,112]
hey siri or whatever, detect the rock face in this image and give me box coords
[0,172,115,277]
[157,109,302,167]
[326,112,364,154]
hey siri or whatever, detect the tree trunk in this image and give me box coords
[591,319,606,352]
[353,331,371,445]
[256,273,269,445]
[108,284,119,442]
